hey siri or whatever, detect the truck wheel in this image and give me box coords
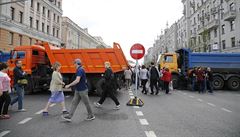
[227,77,240,90]
[172,75,179,89]
[96,78,105,96]
[212,76,224,90]
[24,76,34,94]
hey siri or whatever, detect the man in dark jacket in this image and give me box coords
[94,61,120,110]
[206,67,213,93]
[149,62,160,95]
[11,60,26,111]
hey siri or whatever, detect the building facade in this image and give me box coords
[182,0,240,52]
[61,17,108,49]
[0,0,63,51]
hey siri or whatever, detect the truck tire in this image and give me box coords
[96,78,105,96]
[212,76,224,90]
[227,77,240,90]
[172,75,179,89]
[24,76,34,94]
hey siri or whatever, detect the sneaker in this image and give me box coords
[113,105,120,110]
[42,111,49,116]
[17,109,27,112]
[61,115,72,122]
[85,115,95,121]
[94,102,102,108]
[1,115,10,119]
[62,111,69,115]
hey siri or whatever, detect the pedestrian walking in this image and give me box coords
[162,68,172,94]
[140,65,148,94]
[0,63,11,119]
[10,60,26,112]
[205,67,213,93]
[190,67,197,91]
[196,67,205,94]
[149,62,160,95]
[62,59,95,122]
[94,61,120,110]
[124,67,132,90]
[42,62,68,116]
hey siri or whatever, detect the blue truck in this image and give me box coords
[160,48,240,90]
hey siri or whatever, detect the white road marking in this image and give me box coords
[133,106,140,109]
[136,111,144,116]
[221,108,232,113]
[197,99,203,102]
[129,93,134,96]
[0,131,11,137]
[18,117,32,124]
[207,102,216,107]
[35,109,43,115]
[65,95,70,98]
[139,119,149,125]
[145,131,157,137]
[50,103,56,107]
[189,95,195,98]
[183,93,187,95]
[130,96,134,99]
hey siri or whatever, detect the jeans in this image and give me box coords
[164,81,170,94]
[11,84,24,110]
[69,89,93,118]
[198,81,204,93]
[125,79,131,89]
[206,80,213,93]
[141,79,148,93]
[192,77,196,91]
[0,92,11,115]
[150,79,159,93]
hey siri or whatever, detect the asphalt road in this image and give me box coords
[0,87,240,137]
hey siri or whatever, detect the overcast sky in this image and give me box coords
[62,0,183,63]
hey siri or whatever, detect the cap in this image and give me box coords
[74,58,81,65]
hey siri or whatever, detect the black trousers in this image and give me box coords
[141,79,148,93]
[0,92,11,115]
[164,81,170,94]
[150,79,159,93]
[98,85,120,106]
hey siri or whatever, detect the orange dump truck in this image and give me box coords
[8,42,129,94]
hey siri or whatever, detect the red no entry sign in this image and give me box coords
[130,43,145,60]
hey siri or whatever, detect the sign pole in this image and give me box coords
[127,43,145,107]
[135,59,138,97]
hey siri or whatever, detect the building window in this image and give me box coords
[214,28,217,37]
[58,1,61,8]
[57,16,59,23]
[47,25,49,34]
[222,24,225,34]
[31,0,34,8]
[47,10,50,18]
[19,35,22,45]
[222,40,226,49]
[9,32,14,45]
[19,11,23,23]
[56,29,59,38]
[231,37,235,47]
[30,17,33,28]
[42,23,45,32]
[29,38,32,45]
[53,14,56,21]
[230,20,235,31]
[42,7,45,15]
[230,3,235,11]
[53,28,55,36]
[37,2,40,12]
[11,7,15,20]
[36,20,39,30]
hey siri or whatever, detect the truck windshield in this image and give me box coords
[164,55,173,63]
[11,51,25,59]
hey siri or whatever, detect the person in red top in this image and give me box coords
[196,67,205,94]
[162,68,172,94]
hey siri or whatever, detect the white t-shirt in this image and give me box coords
[140,68,148,80]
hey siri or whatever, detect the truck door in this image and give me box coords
[161,54,177,73]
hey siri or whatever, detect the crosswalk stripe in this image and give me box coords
[18,117,32,124]
[145,131,157,137]
[139,119,149,125]
[136,111,144,116]
[0,131,11,137]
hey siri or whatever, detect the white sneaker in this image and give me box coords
[17,109,27,112]
[113,105,120,110]
[94,102,102,108]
